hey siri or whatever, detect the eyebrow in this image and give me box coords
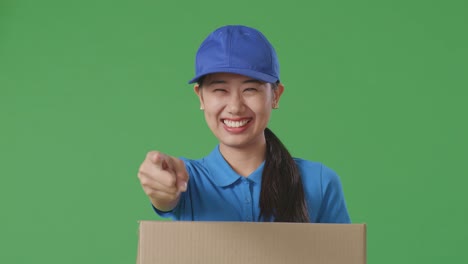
[207,79,263,86]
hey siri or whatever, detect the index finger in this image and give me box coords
[147,151,166,170]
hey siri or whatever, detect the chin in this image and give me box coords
[219,139,248,148]
[219,134,264,150]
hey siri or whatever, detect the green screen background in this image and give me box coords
[1,0,467,263]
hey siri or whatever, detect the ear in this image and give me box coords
[272,83,285,109]
[194,84,205,110]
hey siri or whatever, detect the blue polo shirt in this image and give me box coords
[154,146,351,223]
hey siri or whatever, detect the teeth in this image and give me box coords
[223,119,249,128]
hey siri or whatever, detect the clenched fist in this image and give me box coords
[138,151,189,212]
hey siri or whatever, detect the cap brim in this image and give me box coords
[188,68,278,84]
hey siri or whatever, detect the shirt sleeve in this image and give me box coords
[152,192,186,220]
[317,164,351,223]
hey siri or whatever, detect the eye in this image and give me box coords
[213,88,227,93]
[244,88,258,92]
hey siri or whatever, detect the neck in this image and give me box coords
[219,137,266,177]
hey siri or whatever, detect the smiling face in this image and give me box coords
[195,73,284,151]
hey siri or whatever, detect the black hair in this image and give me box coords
[197,78,310,222]
[261,127,310,222]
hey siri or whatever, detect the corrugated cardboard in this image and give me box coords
[137,221,366,264]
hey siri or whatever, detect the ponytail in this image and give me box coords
[259,127,310,222]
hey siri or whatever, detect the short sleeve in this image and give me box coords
[152,191,186,220]
[317,164,351,223]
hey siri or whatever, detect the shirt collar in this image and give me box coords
[203,145,265,187]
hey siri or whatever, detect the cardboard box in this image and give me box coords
[136,221,366,264]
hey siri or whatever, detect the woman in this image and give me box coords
[138,25,351,223]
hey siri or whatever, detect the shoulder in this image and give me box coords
[293,158,342,187]
[293,158,322,172]
[294,158,350,223]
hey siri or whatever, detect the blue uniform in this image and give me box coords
[155,146,351,223]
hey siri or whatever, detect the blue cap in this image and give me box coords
[188,25,280,84]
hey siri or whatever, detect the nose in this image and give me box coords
[226,92,245,115]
